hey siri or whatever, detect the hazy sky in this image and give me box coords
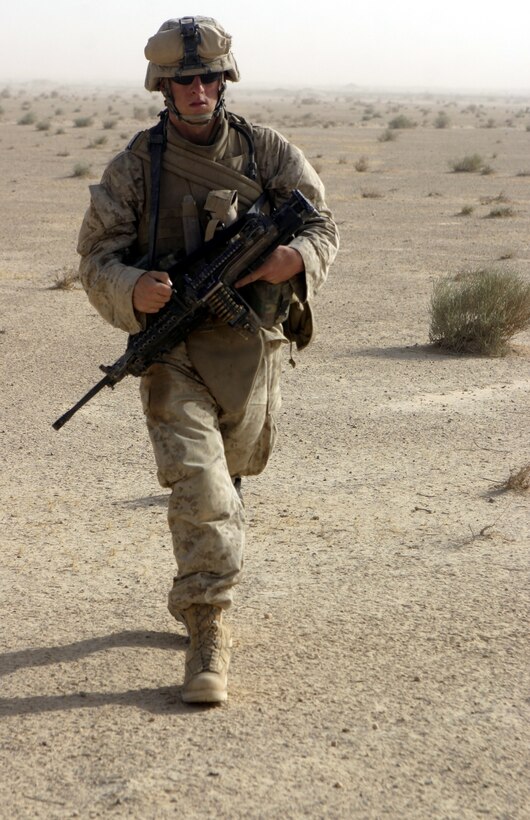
[2,1,529,91]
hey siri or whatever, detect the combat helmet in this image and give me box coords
[144,16,240,125]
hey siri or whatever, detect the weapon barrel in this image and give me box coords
[52,374,113,430]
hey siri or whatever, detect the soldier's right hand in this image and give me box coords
[133,271,173,313]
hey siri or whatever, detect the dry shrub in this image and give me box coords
[378,128,397,142]
[388,114,416,129]
[487,205,515,218]
[498,464,530,493]
[480,193,510,205]
[74,116,93,128]
[450,153,484,173]
[50,268,80,290]
[361,190,383,199]
[429,268,530,356]
[355,156,369,172]
[72,162,91,178]
[17,111,36,125]
[434,111,451,129]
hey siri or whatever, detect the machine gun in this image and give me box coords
[52,189,317,431]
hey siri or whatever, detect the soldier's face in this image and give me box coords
[169,74,221,118]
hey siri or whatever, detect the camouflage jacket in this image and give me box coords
[77,112,339,340]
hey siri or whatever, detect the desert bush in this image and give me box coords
[87,136,108,148]
[480,164,495,175]
[458,204,474,216]
[429,268,530,355]
[361,190,383,199]
[72,162,91,178]
[480,192,510,205]
[378,128,397,142]
[486,205,515,218]
[17,111,36,125]
[516,169,530,177]
[355,156,369,172]
[49,267,80,290]
[434,111,451,129]
[36,120,51,131]
[74,116,93,128]
[338,155,347,165]
[450,153,484,173]
[497,463,530,493]
[388,114,416,129]
[102,119,117,129]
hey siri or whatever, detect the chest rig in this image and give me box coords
[138,111,260,266]
[128,111,292,329]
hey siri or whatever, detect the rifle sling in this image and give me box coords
[147,116,166,270]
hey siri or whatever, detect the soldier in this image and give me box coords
[78,16,338,704]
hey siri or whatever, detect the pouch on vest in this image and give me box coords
[204,189,238,241]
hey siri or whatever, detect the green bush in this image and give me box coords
[429,269,530,356]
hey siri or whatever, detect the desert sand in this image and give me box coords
[0,83,529,818]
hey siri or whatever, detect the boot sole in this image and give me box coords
[181,688,228,704]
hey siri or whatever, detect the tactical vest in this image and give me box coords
[127,111,292,329]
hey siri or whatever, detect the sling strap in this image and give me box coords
[146,114,167,270]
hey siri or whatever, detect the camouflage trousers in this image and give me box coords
[139,335,282,615]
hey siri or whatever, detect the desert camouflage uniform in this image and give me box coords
[78,113,338,616]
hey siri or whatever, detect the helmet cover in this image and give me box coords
[145,16,240,91]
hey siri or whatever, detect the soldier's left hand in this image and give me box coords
[235,245,304,288]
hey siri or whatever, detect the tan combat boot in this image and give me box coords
[181,605,231,704]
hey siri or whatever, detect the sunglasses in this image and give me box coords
[172,72,221,86]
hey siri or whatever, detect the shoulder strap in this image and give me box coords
[146,114,167,269]
[227,112,258,181]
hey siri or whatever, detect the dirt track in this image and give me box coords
[1,86,529,818]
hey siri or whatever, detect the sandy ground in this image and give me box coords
[0,84,529,818]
